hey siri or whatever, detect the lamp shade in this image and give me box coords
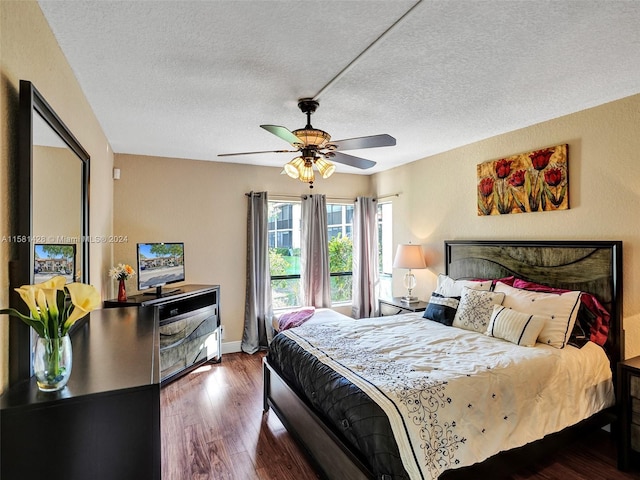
[299,160,315,184]
[393,244,426,269]
[315,157,336,178]
[284,157,304,178]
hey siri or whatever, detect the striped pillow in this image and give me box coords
[486,305,548,347]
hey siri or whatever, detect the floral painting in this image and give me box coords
[477,144,568,216]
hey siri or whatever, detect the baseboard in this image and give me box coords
[222,340,242,354]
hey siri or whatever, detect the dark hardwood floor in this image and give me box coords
[161,352,640,480]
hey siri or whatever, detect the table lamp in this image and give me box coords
[393,243,427,303]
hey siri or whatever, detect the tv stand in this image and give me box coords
[104,285,221,384]
[143,286,182,297]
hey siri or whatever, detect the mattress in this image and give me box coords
[267,310,614,479]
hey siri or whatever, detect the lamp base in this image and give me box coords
[401,295,419,303]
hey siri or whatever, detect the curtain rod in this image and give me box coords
[377,192,401,201]
[245,192,401,201]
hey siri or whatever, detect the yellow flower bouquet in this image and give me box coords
[0,275,100,339]
[0,275,101,391]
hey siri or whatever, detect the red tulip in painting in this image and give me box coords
[476,144,568,216]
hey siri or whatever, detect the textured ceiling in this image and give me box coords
[37,0,640,175]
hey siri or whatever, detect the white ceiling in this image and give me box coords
[37,0,640,175]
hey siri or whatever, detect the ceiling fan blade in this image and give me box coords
[331,134,396,151]
[218,149,296,157]
[260,125,303,146]
[329,151,376,170]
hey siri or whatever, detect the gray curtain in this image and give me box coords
[241,192,274,354]
[351,197,379,318]
[301,194,332,307]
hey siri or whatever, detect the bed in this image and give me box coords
[263,240,623,479]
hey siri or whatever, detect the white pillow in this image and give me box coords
[486,305,548,347]
[435,274,492,297]
[452,287,506,333]
[493,282,581,349]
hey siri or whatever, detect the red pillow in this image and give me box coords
[512,279,610,347]
[512,278,567,294]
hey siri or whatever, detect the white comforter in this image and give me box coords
[281,311,614,479]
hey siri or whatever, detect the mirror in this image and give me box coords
[32,112,84,282]
[9,80,90,385]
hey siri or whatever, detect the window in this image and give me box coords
[268,202,302,308]
[268,203,296,249]
[268,200,353,308]
[326,204,353,304]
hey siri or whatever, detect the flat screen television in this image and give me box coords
[34,244,76,283]
[136,242,185,297]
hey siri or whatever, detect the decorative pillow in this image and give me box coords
[511,278,610,347]
[423,292,459,326]
[494,282,581,349]
[278,307,316,331]
[452,287,506,333]
[568,306,591,348]
[576,294,610,347]
[435,274,492,297]
[486,305,548,347]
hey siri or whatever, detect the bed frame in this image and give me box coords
[263,240,623,479]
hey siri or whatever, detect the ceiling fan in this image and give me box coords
[218,98,396,188]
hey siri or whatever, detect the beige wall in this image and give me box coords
[112,154,371,348]
[0,1,113,392]
[373,93,640,358]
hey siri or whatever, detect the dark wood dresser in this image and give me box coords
[0,307,161,480]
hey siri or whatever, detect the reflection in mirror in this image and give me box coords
[32,112,83,282]
[10,80,90,386]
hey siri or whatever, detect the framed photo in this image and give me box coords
[34,244,76,283]
[477,144,568,216]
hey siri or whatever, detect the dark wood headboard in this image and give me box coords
[444,240,623,371]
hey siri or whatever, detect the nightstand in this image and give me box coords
[378,297,428,317]
[618,356,640,470]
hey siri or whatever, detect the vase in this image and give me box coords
[34,335,72,392]
[118,278,127,302]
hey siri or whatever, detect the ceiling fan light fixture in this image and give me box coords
[292,128,331,147]
[221,98,392,185]
[299,159,315,184]
[315,157,335,178]
[284,157,304,178]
